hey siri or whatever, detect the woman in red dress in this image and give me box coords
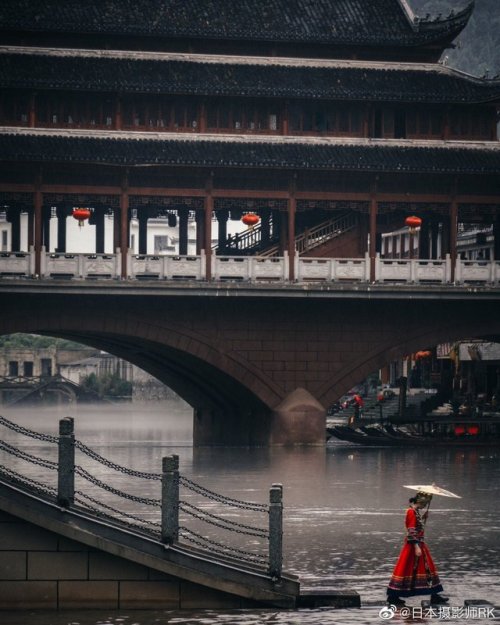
[387,493,448,607]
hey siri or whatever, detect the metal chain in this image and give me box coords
[0,464,57,497]
[0,415,58,443]
[179,526,268,565]
[74,466,161,506]
[179,501,268,538]
[73,492,160,538]
[74,440,161,480]
[0,440,58,470]
[179,476,267,512]
[74,490,162,529]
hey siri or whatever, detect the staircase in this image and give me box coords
[260,212,357,258]
[215,212,358,258]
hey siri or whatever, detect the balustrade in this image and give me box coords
[0,415,281,576]
[1,249,500,286]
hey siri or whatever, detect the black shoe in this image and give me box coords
[388,598,406,607]
[431,594,449,604]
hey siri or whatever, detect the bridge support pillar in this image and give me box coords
[193,407,271,446]
[270,388,325,446]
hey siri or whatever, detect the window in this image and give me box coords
[1,230,7,251]
[154,235,174,254]
[41,359,52,377]
[8,361,18,377]
[24,361,34,377]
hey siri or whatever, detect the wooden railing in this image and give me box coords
[260,212,356,257]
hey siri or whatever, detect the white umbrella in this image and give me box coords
[403,483,461,498]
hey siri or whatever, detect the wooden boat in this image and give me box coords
[327,415,500,446]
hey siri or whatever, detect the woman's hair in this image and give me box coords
[409,497,417,504]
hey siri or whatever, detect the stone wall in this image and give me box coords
[0,510,252,610]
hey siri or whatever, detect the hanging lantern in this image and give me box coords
[241,213,260,228]
[405,215,422,232]
[416,350,432,360]
[72,207,92,228]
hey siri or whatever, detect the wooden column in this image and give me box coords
[120,170,129,278]
[27,207,34,250]
[288,179,296,281]
[195,210,204,255]
[178,208,189,256]
[55,205,68,253]
[94,208,106,254]
[369,180,378,281]
[282,102,289,136]
[138,210,149,255]
[450,190,458,282]
[29,93,36,128]
[430,222,439,259]
[199,102,207,133]
[205,175,214,280]
[418,220,430,259]
[34,170,43,276]
[6,207,21,252]
[493,219,500,261]
[115,96,122,131]
[216,210,228,254]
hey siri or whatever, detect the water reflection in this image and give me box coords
[1,402,499,625]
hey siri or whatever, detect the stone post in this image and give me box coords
[161,455,179,545]
[398,376,408,419]
[268,483,283,579]
[57,417,75,508]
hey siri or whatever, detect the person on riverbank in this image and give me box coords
[386,493,448,607]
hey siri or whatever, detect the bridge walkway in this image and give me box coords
[0,415,299,608]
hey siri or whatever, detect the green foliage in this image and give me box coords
[81,372,132,399]
[409,0,500,76]
[0,333,85,350]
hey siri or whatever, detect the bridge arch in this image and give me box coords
[1,285,500,445]
[317,304,500,409]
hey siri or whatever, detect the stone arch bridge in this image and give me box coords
[1,281,499,445]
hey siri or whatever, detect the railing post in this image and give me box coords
[161,455,179,545]
[268,483,283,579]
[57,417,75,508]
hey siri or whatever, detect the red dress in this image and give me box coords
[387,507,443,597]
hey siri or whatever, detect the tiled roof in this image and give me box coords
[1,47,499,104]
[0,0,473,46]
[1,129,499,174]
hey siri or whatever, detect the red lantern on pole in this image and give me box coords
[405,215,422,232]
[241,213,260,228]
[72,207,92,228]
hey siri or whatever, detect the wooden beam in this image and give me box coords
[0,184,498,206]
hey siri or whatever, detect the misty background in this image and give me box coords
[409,0,500,76]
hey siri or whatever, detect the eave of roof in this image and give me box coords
[1,46,499,104]
[0,0,474,47]
[1,127,499,175]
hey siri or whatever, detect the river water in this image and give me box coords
[0,400,499,625]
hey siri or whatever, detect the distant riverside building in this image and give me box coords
[0,0,498,281]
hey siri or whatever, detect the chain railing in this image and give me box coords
[0,415,283,577]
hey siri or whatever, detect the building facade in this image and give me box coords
[0,0,498,283]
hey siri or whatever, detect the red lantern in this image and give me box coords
[415,350,432,360]
[241,213,260,228]
[72,207,92,228]
[405,215,422,231]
